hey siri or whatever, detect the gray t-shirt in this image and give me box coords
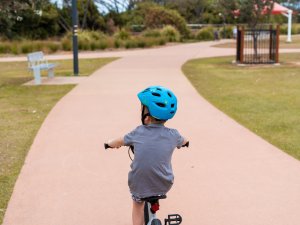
[124,124,184,198]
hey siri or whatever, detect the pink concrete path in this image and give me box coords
[3,42,300,225]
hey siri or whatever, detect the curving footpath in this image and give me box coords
[3,41,300,225]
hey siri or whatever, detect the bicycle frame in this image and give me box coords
[143,196,182,225]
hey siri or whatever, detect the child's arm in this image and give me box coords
[106,137,125,149]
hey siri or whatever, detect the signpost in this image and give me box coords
[72,0,79,76]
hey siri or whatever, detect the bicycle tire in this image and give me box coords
[151,219,162,225]
[144,202,150,224]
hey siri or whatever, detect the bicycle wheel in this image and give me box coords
[144,202,149,225]
[151,219,162,225]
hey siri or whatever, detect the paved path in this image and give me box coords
[3,42,300,225]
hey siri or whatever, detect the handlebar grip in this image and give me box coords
[182,141,189,148]
[104,143,112,149]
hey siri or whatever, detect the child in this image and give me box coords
[105,86,188,225]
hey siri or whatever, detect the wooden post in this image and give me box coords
[269,25,273,62]
[236,25,240,62]
[240,26,244,64]
[276,25,280,63]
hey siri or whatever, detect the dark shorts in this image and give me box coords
[131,194,143,203]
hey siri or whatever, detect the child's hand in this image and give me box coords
[182,141,189,148]
[104,143,112,149]
[104,137,125,149]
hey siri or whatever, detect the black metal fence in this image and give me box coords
[236,26,280,64]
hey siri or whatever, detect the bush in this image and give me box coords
[114,39,122,48]
[280,24,300,35]
[20,42,34,54]
[62,38,71,51]
[134,2,189,37]
[114,28,131,40]
[220,26,233,39]
[0,43,11,54]
[142,29,162,38]
[46,42,60,53]
[196,27,214,41]
[125,40,137,49]
[161,25,180,42]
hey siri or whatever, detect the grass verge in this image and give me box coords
[182,53,300,160]
[0,57,117,223]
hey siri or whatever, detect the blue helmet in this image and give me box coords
[138,86,178,120]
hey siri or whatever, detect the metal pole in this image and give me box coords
[72,0,79,76]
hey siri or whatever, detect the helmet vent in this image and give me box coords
[157,88,162,91]
[170,111,175,114]
[167,92,172,97]
[171,104,175,108]
[156,102,166,107]
[152,92,161,97]
[142,88,150,93]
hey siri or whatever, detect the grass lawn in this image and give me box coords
[0,57,117,223]
[212,35,300,49]
[182,53,300,161]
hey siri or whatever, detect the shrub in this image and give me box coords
[11,43,20,55]
[220,26,233,39]
[280,24,300,35]
[161,25,180,42]
[114,39,122,48]
[135,2,189,37]
[89,31,107,40]
[62,38,72,51]
[114,28,131,40]
[0,43,11,54]
[21,42,34,54]
[125,40,137,49]
[142,29,161,38]
[196,27,214,41]
[47,42,60,53]
[98,40,108,50]
[136,38,147,48]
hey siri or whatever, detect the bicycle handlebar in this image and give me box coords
[182,141,189,148]
[104,141,189,150]
[104,143,112,149]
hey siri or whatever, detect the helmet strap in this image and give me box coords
[141,105,150,125]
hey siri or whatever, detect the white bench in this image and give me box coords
[27,51,57,85]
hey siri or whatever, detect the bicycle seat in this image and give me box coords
[141,195,167,202]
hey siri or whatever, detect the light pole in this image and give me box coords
[72,0,79,76]
[219,13,226,39]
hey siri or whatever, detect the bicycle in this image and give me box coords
[104,141,189,225]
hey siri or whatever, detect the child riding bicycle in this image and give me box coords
[105,86,189,225]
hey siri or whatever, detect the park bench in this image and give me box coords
[27,51,57,85]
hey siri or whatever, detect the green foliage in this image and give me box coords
[142,29,162,38]
[161,25,181,42]
[220,26,233,39]
[165,0,213,24]
[77,0,105,30]
[114,28,131,40]
[10,3,60,40]
[215,0,273,28]
[280,24,300,35]
[130,2,189,37]
[196,27,214,41]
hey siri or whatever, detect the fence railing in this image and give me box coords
[236,25,280,64]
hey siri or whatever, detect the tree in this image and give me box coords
[215,0,273,28]
[165,0,211,23]
[216,0,275,61]
[0,0,59,39]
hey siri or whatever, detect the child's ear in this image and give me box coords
[144,115,151,124]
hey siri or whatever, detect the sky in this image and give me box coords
[50,0,124,12]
